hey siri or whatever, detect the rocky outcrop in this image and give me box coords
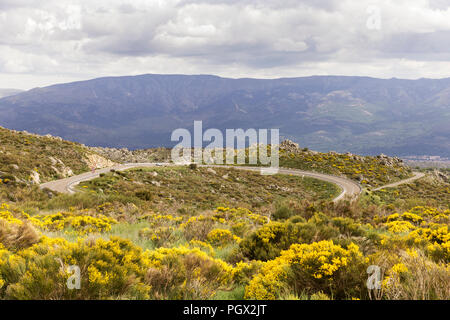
[432,169,449,183]
[30,171,40,184]
[49,157,74,178]
[376,153,406,167]
[89,146,170,163]
[84,153,116,169]
[280,139,300,153]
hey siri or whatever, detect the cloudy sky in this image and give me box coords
[1,0,450,89]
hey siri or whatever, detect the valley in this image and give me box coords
[0,75,449,157]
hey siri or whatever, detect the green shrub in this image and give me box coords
[272,203,294,220]
[134,190,152,201]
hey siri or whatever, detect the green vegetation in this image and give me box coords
[0,127,93,183]
[0,126,115,205]
[0,128,448,300]
[365,171,449,210]
[279,148,412,187]
[76,166,339,214]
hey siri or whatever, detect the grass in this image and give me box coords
[76,166,340,215]
[1,127,448,301]
[213,286,245,300]
[371,176,450,210]
[0,126,116,204]
[0,126,93,183]
[279,149,413,187]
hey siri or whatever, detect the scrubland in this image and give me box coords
[0,129,448,300]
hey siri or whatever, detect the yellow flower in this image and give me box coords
[391,263,408,275]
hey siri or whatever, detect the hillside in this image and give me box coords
[0,74,449,156]
[278,140,412,188]
[76,166,339,214]
[0,126,448,300]
[0,126,115,202]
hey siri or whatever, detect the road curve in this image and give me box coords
[40,163,362,202]
[372,171,425,191]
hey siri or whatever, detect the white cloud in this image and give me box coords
[0,0,449,89]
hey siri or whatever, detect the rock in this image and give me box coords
[49,156,58,165]
[64,168,74,177]
[10,164,19,170]
[30,171,40,184]
[207,168,217,175]
[280,139,300,153]
[222,174,229,179]
[151,180,161,187]
[375,153,406,167]
[51,162,74,178]
[433,169,449,183]
[84,153,116,169]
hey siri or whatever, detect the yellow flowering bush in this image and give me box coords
[385,220,415,233]
[180,215,216,241]
[380,249,450,300]
[239,221,306,261]
[31,212,118,234]
[378,206,448,227]
[139,226,176,247]
[408,206,448,224]
[214,207,269,226]
[232,261,263,285]
[0,236,152,299]
[239,213,367,262]
[376,206,450,263]
[245,240,368,300]
[391,263,408,274]
[188,239,215,256]
[0,209,23,225]
[145,246,235,299]
[207,228,241,247]
[408,225,450,262]
[139,212,184,227]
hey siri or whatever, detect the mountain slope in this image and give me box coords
[0,126,114,188]
[0,74,449,156]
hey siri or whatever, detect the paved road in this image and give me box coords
[40,163,362,202]
[372,172,425,191]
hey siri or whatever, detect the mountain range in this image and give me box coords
[0,74,449,157]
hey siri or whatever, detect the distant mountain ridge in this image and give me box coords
[0,74,449,156]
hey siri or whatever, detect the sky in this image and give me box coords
[1,0,450,90]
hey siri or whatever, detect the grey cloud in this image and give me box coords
[429,0,450,10]
[376,31,450,61]
[1,0,450,89]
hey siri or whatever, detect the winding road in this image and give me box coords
[372,171,425,191]
[40,163,362,202]
[39,163,426,203]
